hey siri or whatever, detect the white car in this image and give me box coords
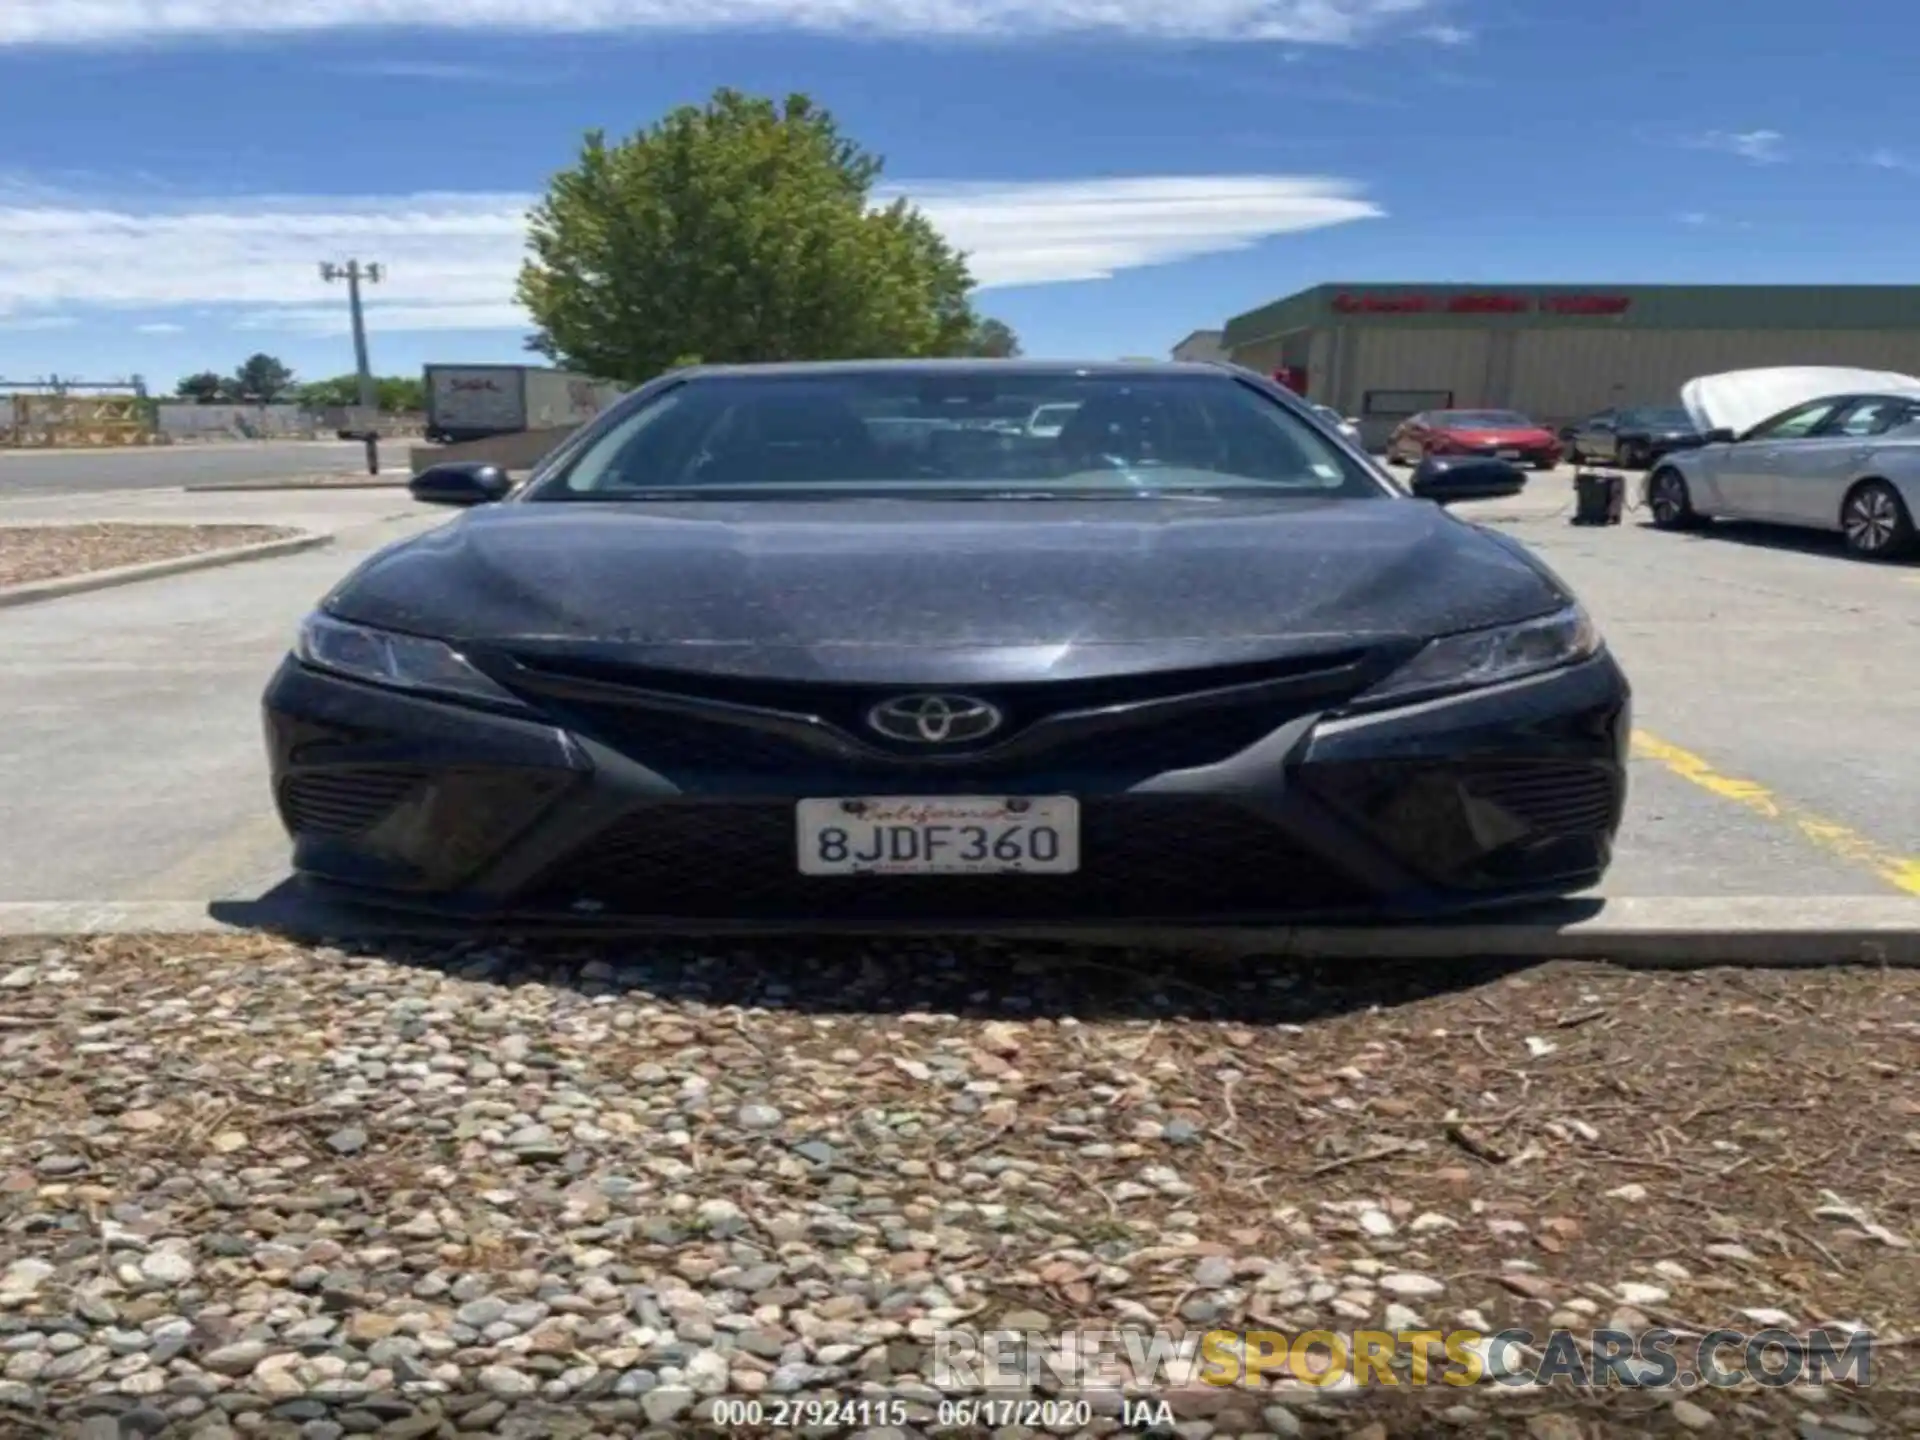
[1310,404,1364,443]
[1647,366,1920,559]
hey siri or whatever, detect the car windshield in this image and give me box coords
[1623,408,1694,428]
[1433,411,1533,427]
[528,369,1387,501]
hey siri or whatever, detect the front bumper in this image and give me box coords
[1644,436,1706,462]
[1440,443,1561,466]
[262,652,1632,929]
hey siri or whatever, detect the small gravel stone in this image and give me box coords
[1671,1398,1716,1431]
[1616,1281,1669,1306]
[136,1251,194,1286]
[736,1103,783,1129]
[475,1365,537,1399]
[1378,1272,1446,1299]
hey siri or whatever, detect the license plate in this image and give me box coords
[796,796,1080,875]
[1496,448,1520,459]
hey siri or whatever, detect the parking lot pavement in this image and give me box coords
[0,480,422,536]
[0,505,444,905]
[0,440,376,497]
[0,466,1914,911]
[1466,475,1920,899]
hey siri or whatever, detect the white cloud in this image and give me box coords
[1415,22,1471,43]
[1676,211,1708,226]
[0,0,1436,45]
[1867,148,1919,174]
[0,176,1381,335]
[1688,128,1785,164]
[136,322,186,334]
[0,313,77,331]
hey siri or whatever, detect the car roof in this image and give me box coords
[677,358,1236,380]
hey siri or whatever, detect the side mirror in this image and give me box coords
[1703,428,1736,445]
[409,461,513,507]
[1409,455,1528,505]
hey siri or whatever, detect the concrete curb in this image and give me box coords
[182,479,410,493]
[0,531,333,609]
[0,895,1915,965]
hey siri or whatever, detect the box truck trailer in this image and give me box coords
[423,365,623,444]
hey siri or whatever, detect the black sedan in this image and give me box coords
[263,360,1631,929]
[1562,406,1706,469]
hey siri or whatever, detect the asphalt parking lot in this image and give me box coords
[0,439,375,497]
[0,467,1914,916]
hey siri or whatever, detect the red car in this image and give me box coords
[1387,409,1562,471]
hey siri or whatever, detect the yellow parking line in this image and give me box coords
[1630,729,1920,896]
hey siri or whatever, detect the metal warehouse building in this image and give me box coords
[1217,283,1920,449]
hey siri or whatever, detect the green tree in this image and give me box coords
[294,375,359,410]
[232,352,295,402]
[174,371,228,403]
[294,375,427,412]
[516,89,982,384]
[376,375,426,413]
[964,316,1022,357]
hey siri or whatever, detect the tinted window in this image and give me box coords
[1833,396,1920,437]
[1433,410,1533,427]
[1749,399,1845,440]
[530,371,1387,501]
[1621,408,1692,429]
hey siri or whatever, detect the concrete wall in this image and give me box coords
[408,425,580,475]
[155,404,316,439]
[1508,328,1920,419]
[1305,323,1920,434]
[1171,331,1227,363]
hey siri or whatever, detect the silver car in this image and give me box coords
[1648,370,1920,560]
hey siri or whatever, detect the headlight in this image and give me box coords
[1357,604,1600,706]
[295,613,525,709]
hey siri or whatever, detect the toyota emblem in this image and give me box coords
[866,693,1004,745]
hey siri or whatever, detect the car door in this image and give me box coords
[1581,410,1618,461]
[1768,395,1920,528]
[1719,397,1850,520]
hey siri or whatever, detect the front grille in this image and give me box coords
[505,649,1371,724]
[279,768,427,838]
[499,649,1387,789]
[1309,760,1620,839]
[524,799,1374,921]
[1457,763,1619,833]
[560,701,1294,787]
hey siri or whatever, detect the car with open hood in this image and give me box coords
[263,359,1629,930]
[1386,409,1561,471]
[1562,406,1706,469]
[1645,366,1920,559]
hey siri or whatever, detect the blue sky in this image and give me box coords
[0,0,1915,391]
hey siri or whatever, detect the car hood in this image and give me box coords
[324,497,1568,683]
[1681,366,1920,438]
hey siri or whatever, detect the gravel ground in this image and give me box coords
[0,934,1913,1439]
[0,526,300,589]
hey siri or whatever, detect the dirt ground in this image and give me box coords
[0,524,299,588]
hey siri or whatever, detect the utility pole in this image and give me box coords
[320,260,384,474]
